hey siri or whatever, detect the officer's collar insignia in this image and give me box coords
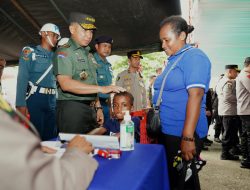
[57,52,67,58]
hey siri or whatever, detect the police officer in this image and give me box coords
[0,58,6,94]
[53,12,125,134]
[16,23,60,141]
[93,35,113,121]
[216,64,241,160]
[236,57,250,168]
[116,50,147,111]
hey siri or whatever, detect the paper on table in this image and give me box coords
[59,133,120,149]
[41,141,65,158]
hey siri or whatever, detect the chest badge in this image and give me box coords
[80,70,88,80]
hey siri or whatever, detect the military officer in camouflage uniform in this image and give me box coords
[16,23,60,141]
[216,64,241,160]
[93,35,113,121]
[116,50,147,111]
[53,12,125,134]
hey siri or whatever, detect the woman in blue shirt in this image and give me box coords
[154,16,211,189]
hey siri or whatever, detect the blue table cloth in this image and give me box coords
[88,143,169,190]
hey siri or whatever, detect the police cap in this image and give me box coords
[244,57,250,64]
[69,12,96,30]
[94,35,113,45]
[225,64,240,72]
[127,50,143,59]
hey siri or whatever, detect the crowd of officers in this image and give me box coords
[212,62,250,169]
[14,12,148,141]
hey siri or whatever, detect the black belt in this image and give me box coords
[74,100,95,106]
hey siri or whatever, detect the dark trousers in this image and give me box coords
[160,133,203,190]
[100,98,110,122]
[240,115,250,159]
[56,100,98,134]
[214,116,223,138]
[27,92,57,141]
[222,116,240,153]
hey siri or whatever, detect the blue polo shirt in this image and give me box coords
[103,117,140,142]
[153,44,211,138]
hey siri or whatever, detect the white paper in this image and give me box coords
[59,133,120,149]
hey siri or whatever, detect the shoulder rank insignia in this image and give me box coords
[62,43,71,48]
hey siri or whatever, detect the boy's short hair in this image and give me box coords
[113,91,134,106]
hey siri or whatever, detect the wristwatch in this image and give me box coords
[95,106,103,111]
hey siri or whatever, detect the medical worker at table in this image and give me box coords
[153,16,211,189]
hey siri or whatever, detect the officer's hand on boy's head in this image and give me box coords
[99,86,126,94]
[67,135,94,154]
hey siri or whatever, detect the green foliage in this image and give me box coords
[108,51,167,83]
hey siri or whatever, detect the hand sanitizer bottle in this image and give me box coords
[120,111,134,151]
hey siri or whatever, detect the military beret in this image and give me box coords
[69,12,96,30]
[127,50,143,59]
[94,35,113,45]
[225,64,240,72]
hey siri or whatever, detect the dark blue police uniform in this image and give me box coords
[103,117,141,142]
[94,52,113,121]
[16,45,57,140]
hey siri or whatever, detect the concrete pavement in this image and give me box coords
[199,128,250,190]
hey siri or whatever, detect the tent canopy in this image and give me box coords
[0,0,181,65]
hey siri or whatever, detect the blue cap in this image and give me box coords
[94,35,113,45]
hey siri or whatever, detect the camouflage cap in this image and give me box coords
[69,12,96,30]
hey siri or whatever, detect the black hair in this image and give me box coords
[113,91,134,106]
[160,15,194,39]
[244,57,250,67]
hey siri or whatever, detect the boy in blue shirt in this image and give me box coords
[88,91,140,142]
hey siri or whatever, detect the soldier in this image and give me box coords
[16,23,60,141]
[116,50,147,111]
[216,64,241,160]
[0,58,6,94]
[236,57,250,169]
[93,35,113,121]
[53,12,124,134]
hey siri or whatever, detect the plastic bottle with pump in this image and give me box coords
[120,110,134,151]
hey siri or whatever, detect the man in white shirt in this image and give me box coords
[236,57,250,169]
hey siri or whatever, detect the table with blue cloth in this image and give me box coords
[88,143,169,190]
